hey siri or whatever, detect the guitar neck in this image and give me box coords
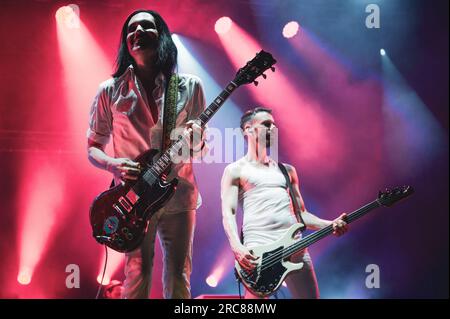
[283,200,381,259]
[143,81,238,180]
[198,82,238,127]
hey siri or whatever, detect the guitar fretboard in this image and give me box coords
[282,200,381,259]
[141,81,238,183]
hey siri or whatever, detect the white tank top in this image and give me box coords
[238,158,300,248]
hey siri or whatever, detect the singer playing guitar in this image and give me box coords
[87,10,206,299]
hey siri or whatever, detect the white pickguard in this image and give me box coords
[235,223,305,297]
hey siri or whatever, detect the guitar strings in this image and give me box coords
[256,201,377,273]
[280,201,379,261]
[265,202,377,271]
[247,201,379,275]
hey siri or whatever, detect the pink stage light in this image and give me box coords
[56,9,112,149]
[215,17,232,35]
[283,21,300,38]
[17,267,32,285]
[205,247,234,288]
[17,164,64,288]
[97,274,111,286]
[216,22,339,175]
[55,4,80,29]
[96,248,124,286]
[56,8,124,290]
[206,274,219,288]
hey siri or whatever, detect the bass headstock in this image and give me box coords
[378,186,414,207]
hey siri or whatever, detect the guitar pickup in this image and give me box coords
[113,203,126,217]
[118,197,133,213]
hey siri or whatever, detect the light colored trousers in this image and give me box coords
[245,250,320,299]
[121,209,195,299]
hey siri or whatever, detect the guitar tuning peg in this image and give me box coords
[262,73,267,79]
[253,80,259,86]
[270,67,275,72]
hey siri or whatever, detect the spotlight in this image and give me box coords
[283,21,300,39]
[215,17,232,35]
[55,4,80,29]
[17,267,32,285]
[206,275,218,287]
[380,48,386,56]
[97,274,111,285]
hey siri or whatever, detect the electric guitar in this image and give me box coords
[235,186,414,297]
[90,51,277,253]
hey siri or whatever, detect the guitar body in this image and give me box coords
[235,223,305,297]
[89,149,178,253]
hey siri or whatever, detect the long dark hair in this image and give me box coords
[112,10,177,80]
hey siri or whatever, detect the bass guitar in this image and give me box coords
[235,186,414,297]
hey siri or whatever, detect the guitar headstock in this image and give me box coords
[378,186,414,207]
[233,50,277,87]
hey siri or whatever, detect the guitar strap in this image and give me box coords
[278,162,306,232]
[162,73,178,152]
